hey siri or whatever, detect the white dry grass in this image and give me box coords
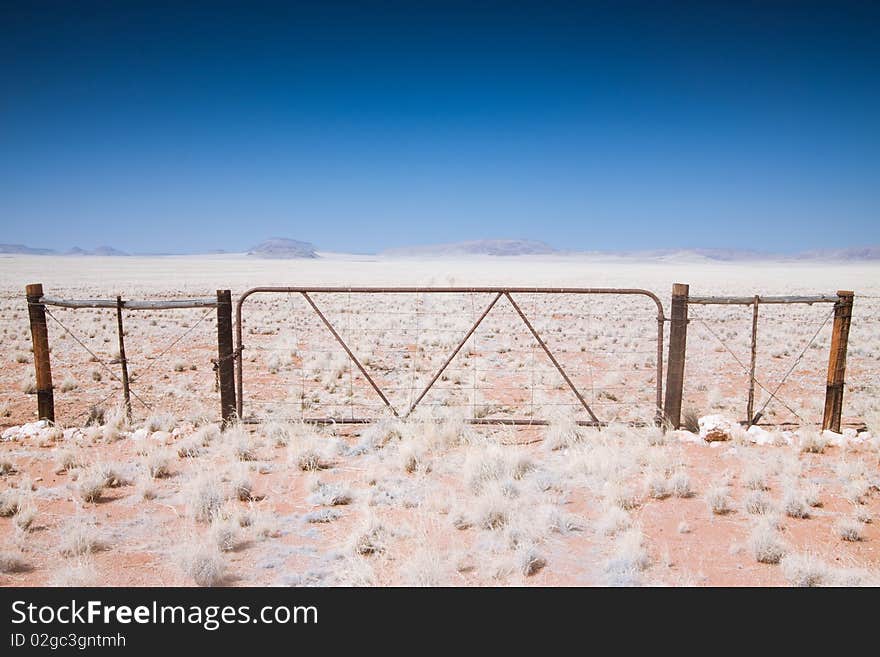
[51,558,98,586]
[835,516,864,542]
[782,488,811,519]
[187,474,227,523]
[0,549,29,574]
[178,541,227,586]
[705,482,733,515]
[748,519,787,564]
[58,516,102,557]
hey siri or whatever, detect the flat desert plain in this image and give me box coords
[0,254,878,586]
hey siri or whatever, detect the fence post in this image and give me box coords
[216,289,237,427]
[25,283,55,422]
[746,295,759,426]
[663,283,689,428]
[822,290,854,433]
[115,296,132,422]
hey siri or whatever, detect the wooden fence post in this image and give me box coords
[663,283,689,428]
[115,296,132,421]
[822,290,854,433]
[216,290,237,427]
[746,295,759,426]
[25,283,54,422]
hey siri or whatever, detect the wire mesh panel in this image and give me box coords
[236,288,664,425]
[683,300,841,426]
[35,301,219,425]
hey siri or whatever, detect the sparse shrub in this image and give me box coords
[0,550,28,573]
[188,475,227,523]
[304,509,342,524]
[800,430,828,454]
[803,483,823,508]
[231,467,254,501]
[51,558,98,586]
[353,519,390,556]
[604,483,641,511]
[782,490,810,519]
[146,450,173,478]
[179,542,226,586]
[307,481,352,506]
[743,466,770,491]
[59,375,78,392]
[843,479,869,505]
[77,467,105,503]
[0,489,21,516]
[670,471,694,498]
[705,484,733,515]
[176,436,203,458]
[781,553,829,587]
[544,413,583,450]
[596,506,632,536]
[56,448,85,472]
[144,412,176,433]
[0,459,15,476]
[605,528,650,580]
[645,472,670,500]
[518,546,547,577]
[682,410,700,434]
[749,520,787,564]
[209,517,240,552]
[744,491,772,515]
[836,517,863,542]
[58,516,101,557]
[677,521,691,534]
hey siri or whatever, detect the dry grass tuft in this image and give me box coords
[749,520,787,564]
[705,483,733,515]
[179,541,227,586]
[835,516,864,542]
[58,516,102,557]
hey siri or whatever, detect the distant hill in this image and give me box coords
[383,239,558,256]
[0,243,56,255]
[66,245,129,256]
[247,238,318,259]
[795,246,880,261]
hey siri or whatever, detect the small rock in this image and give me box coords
[698,414,734,442]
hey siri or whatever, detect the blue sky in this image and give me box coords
[1,1,878,254]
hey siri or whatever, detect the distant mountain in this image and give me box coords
[794,246,880,261]
[0,243,56,255]
[383,239,558,257]
[65,245,129,256]
[248,237,318,259]
[91,245,128,256]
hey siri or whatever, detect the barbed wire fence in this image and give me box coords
[21,284,229,427]
[17,282,873,433]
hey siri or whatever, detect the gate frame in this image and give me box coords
[234,286,666,426]
[661,283,852,430]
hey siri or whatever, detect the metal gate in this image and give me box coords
[234,287,665,426]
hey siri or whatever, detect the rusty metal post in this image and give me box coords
[115,296,132,421]
[746,295,759,426]
[663,283,689,428]
[25,283,54,422]
[216,289,237,427]
[822,290,854,433]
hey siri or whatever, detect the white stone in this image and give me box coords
[698,414,734,442]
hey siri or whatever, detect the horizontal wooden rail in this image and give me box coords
[37,296,218,310]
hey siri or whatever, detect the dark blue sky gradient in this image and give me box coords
[1,1,878,253]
